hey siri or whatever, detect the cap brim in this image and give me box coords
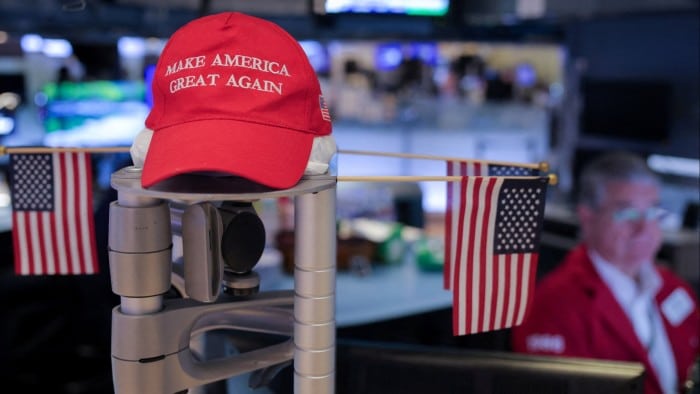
[141,119,314,189]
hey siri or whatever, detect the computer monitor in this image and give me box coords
[321,0,450,16]
[336,339,645,394]
[578,78,672,143]
[38,79,149,147]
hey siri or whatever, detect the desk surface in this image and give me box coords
[257,256,452,328]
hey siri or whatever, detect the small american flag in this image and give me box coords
[452,176,547,335]
[10,152,99,275]
[444,161,540,289]
[319,95,331,122]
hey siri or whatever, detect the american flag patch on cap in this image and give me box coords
[319,95,331,122]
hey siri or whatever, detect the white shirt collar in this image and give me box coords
[587,248,662,305]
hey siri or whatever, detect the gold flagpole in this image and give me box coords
[338,148,549,172]
[1,146,548,172]
[0,146,130,155]
[337,174,558,185]
[338,175,464,182]
[0,145,557,184]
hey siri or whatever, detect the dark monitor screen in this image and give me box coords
[336,339,645,394]
[579,78,672,143]
[0,74,25,136]
[72,42,120,80]
[0,74,26,101]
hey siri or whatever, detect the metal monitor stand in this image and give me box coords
[108,166,337,394]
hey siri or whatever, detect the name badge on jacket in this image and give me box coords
[661,287,694,326]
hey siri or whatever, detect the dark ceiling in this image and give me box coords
[0,0,697,43]
[0,0,314,41]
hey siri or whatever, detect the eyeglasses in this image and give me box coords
[611,206,670,223]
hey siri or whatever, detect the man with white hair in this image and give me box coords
[511,151,699,394]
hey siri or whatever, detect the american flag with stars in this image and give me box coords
[452,175,547,335]
[444,161,541,289]
[10,152,98,275]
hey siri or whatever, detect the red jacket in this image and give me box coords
[511,244,700,394]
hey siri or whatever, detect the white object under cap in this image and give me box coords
[130,128,336,177]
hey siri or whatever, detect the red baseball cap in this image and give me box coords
[141,12,333,189]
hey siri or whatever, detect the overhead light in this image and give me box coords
[0,115,14,135]
[118,36,146,58]
[144,37,165,55]
[0,191,10,208]
[20,34,43,52]
[42,38,73,58]
[21,34,73,58]
[647,154,700,178]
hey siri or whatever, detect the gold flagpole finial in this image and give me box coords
[538,161,550,173]
[547,173,558,186]
[0,146,6,157]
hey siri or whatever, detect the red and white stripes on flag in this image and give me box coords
[451,176,547,335]
[444,161,485,289]
[444,161,540,290]
[10,152,99,275]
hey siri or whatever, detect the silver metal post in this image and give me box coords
[108,168,337,393]
[294,187,337,394]
[111,189,171,315]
